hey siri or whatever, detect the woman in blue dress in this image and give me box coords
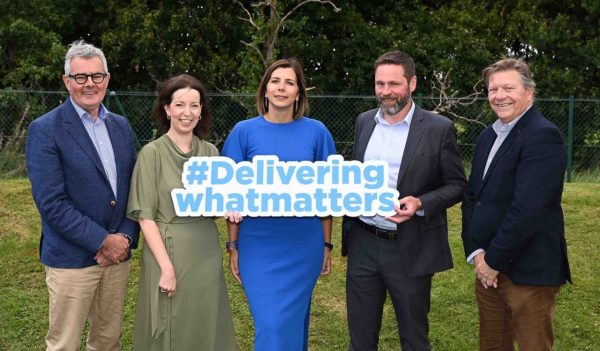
[222,58,335,351]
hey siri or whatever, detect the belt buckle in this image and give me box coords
[375,228,394,240]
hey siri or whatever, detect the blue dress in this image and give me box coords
[222,116,336,351]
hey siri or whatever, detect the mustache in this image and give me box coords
[377,93,411,115]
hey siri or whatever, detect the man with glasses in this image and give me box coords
[26,40,139,351]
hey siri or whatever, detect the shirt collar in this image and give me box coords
[70,96,108,121]
[491,104,532,135]
[374,100,416,126]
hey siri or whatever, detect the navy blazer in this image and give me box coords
[26,99,140,268]
[461,106,571,286]
[348,106,466,277]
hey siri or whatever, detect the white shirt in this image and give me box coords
[359,102,415,230]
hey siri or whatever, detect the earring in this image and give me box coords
[167,115,171,120]
[264,96,269,112]
[294,99,299,113]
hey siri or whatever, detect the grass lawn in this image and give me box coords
[1,178,598,350]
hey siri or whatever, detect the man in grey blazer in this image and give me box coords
[344,51,466,350]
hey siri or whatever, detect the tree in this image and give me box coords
[0,1,65,89]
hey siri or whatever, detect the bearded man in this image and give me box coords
[343,50,466,351]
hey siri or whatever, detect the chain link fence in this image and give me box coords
[1,90,599,181]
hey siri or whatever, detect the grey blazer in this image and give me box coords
[346,106,466,277]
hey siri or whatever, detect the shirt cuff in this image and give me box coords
[467,249,484,264]
[120,234,132,245]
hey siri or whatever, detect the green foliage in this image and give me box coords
[0,1,65,89]
[1,0,598,97]
[1,179,600,350]
[0,150,26,178]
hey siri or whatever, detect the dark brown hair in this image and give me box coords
[256,58,308,120]
[154,74,212,139]
[374,51,416,80]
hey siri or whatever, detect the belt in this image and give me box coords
[358,220,397,240]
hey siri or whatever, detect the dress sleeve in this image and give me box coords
[127,144,160,221]
[222,122,247,162]
[316,122,337,161]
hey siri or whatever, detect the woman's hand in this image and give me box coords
[321,248,331,276]
[224,211,243,224]
[228,249,242,284]
[159,266,176,297]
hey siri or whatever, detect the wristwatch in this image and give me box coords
[226,240,238,252]
[324,242,333,250]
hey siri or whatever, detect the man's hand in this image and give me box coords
[385,196,422,224]
[94,250,112,267]
[100,234,129,264]
[474,252,499,289]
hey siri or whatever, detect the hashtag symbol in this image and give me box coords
[185,160,209,185]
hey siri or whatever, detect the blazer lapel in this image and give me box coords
[63,100,107,178]
[396,107,426,187]
[477,108,534,195]
[104,113,126,198]
[355,112,377,162]
[472,128,496,195]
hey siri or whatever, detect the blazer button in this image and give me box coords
[110,200,117,207]
[475,201,482,207]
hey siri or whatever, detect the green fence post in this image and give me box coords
[109,91,143,151]
[567,95,574,182]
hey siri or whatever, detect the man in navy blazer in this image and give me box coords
[344,51,466,350]
[26,40,139,351]
[461,58,571,350]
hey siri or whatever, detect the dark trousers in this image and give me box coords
[476,273,560,351]
[346,224,432,351]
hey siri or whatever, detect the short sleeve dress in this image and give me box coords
[127,134,236,351]
[222,116,336,351]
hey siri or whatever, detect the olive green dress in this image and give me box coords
[127,135,236,351]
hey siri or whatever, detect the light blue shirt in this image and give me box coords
[359,102,416,230]
[71,97,118,197]
[482,106,530,178]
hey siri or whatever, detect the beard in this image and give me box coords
[377,91,411,116]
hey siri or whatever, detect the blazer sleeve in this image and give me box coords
[117,120,140,247]
[418,121,467,220]
[484,125,567,270]
[26,118,108,253]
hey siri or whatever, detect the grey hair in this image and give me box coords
[64,40,109,75]
[482,57,536,94]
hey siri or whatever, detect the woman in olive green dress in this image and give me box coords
[127,74,236,351]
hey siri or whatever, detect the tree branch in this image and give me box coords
[280,0,341,28]
[240,40,268,67]
[234,0,260,31]
[430,69,486,127]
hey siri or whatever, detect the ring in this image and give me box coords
[160,288,167,293]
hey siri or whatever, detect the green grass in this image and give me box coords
[1,178,599,350]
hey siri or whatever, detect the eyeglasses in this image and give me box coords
[68,73,107,84]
